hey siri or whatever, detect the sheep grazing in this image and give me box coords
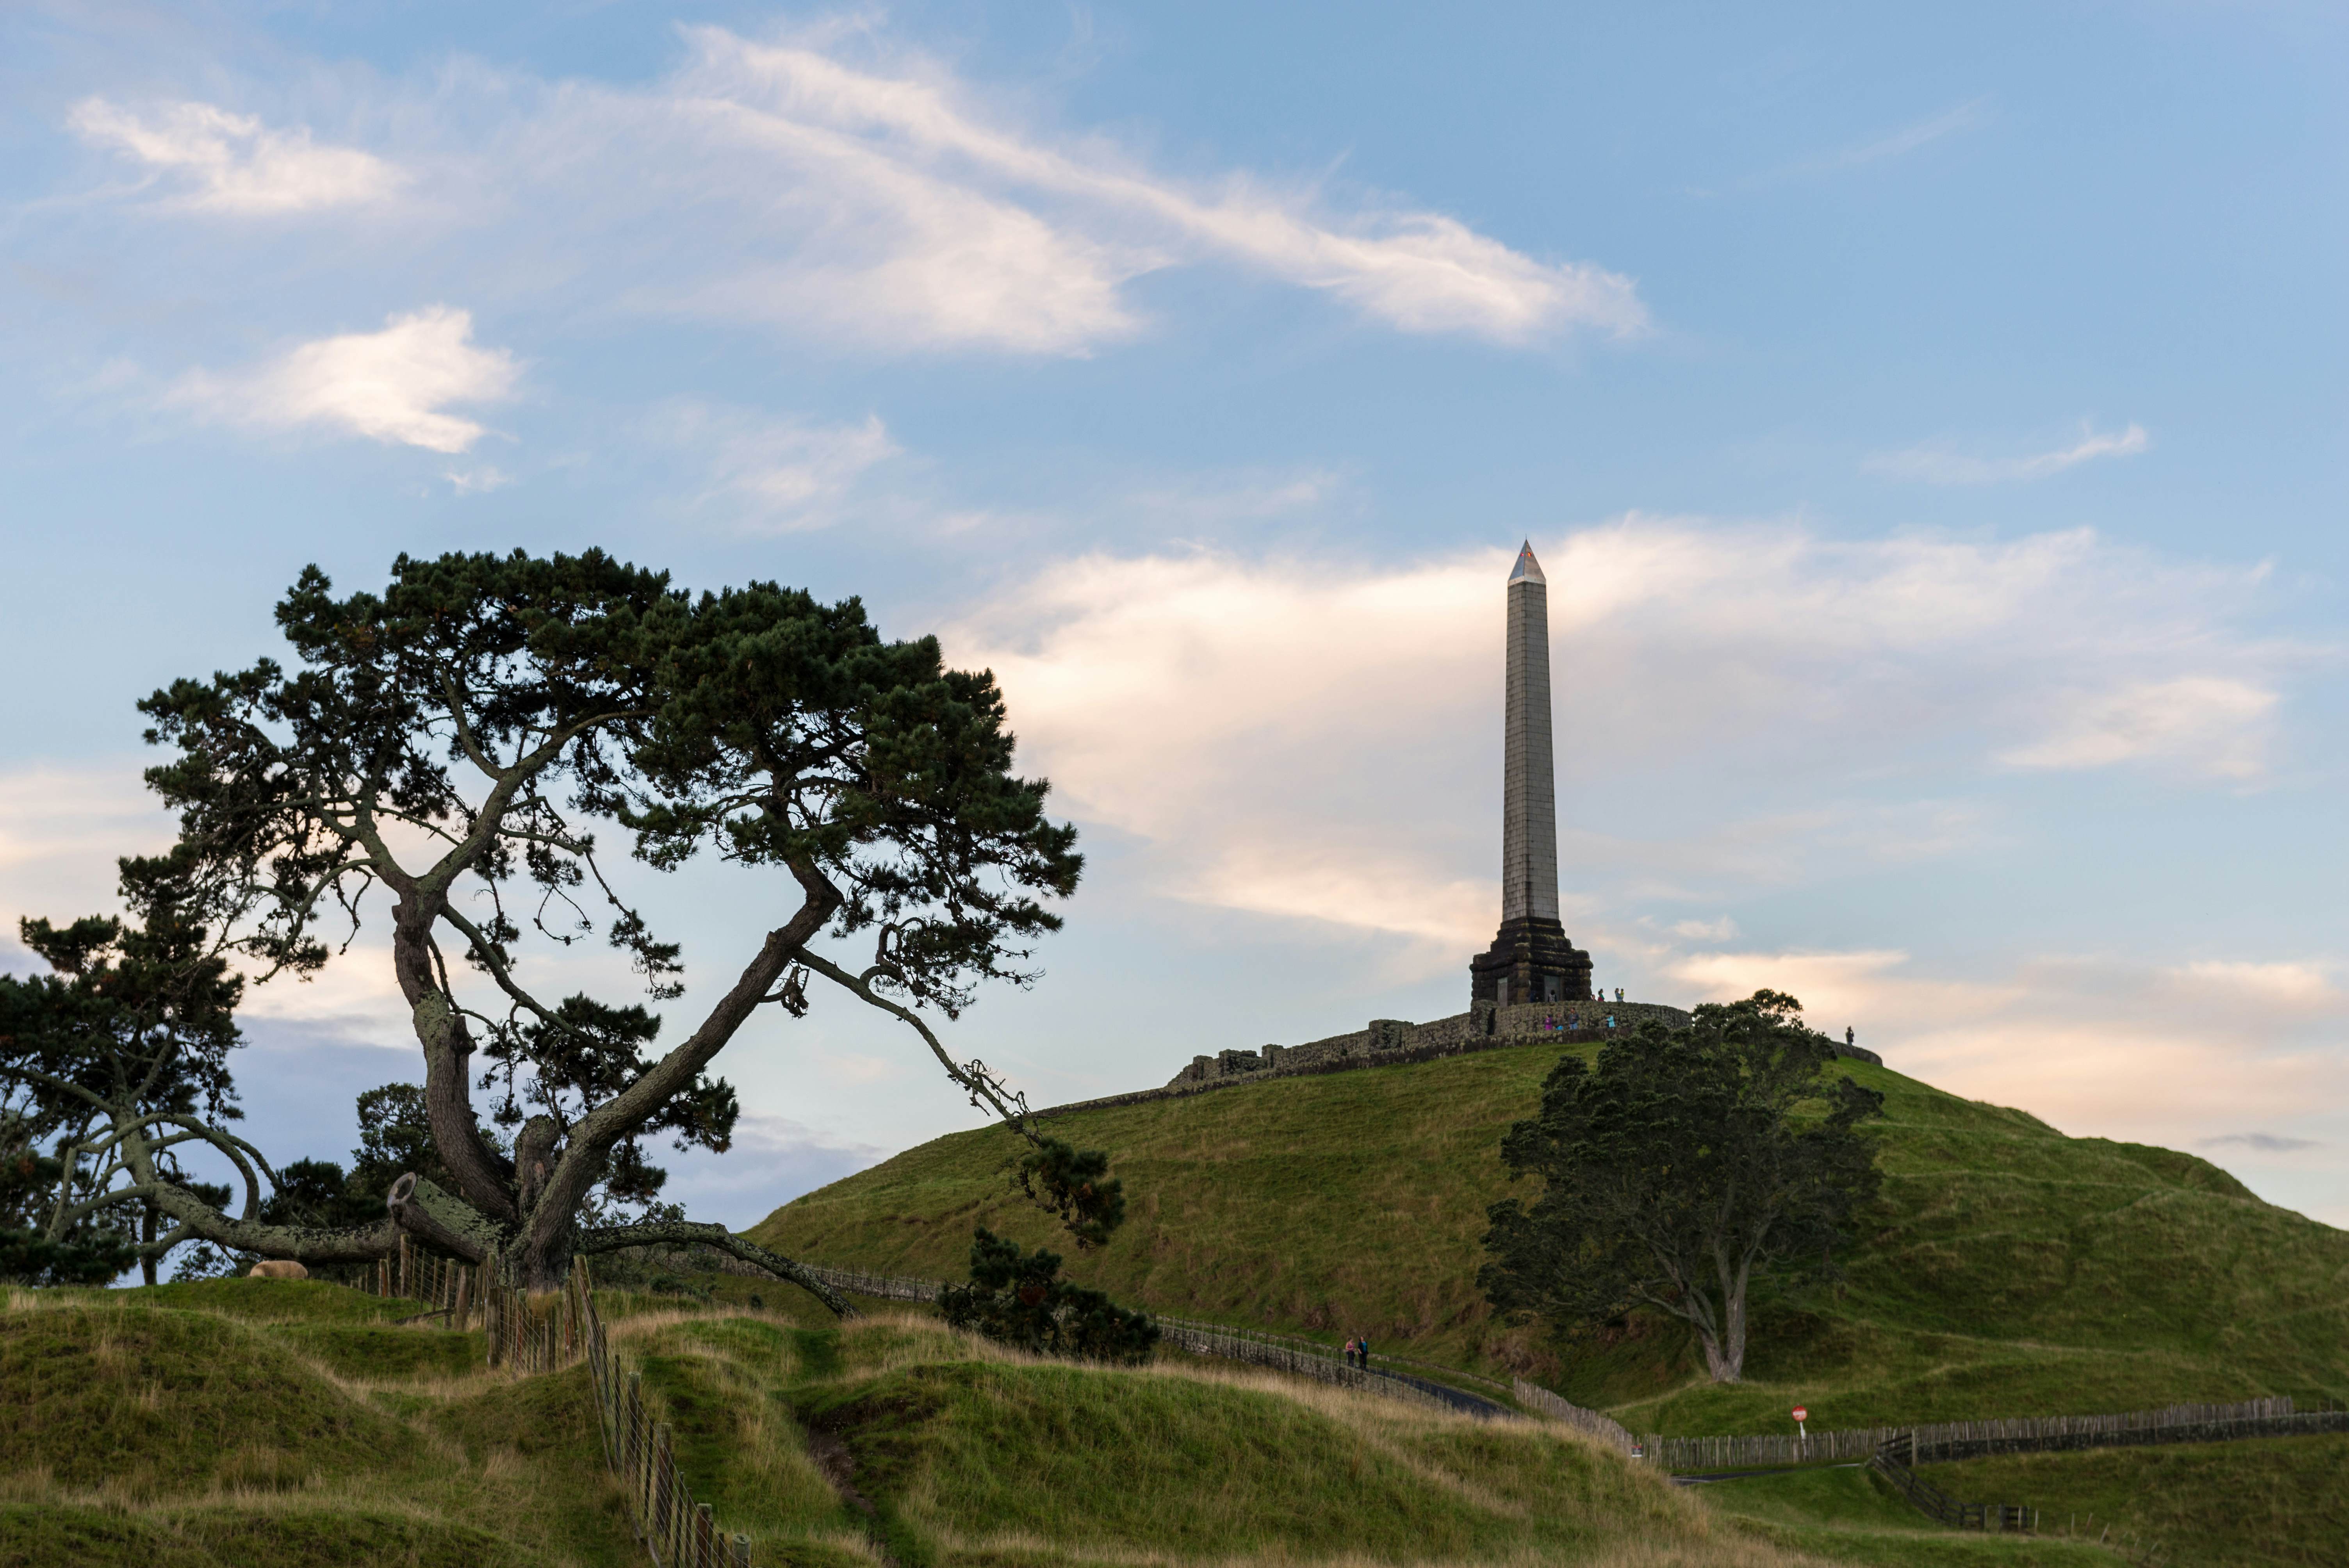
[246,1259,309,1280]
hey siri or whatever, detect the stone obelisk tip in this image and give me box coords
[1508,541,1545,585]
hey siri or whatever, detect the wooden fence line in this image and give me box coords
[353,1242,750,1564]
[1870,1435,2036,1533]
[574,1258,755,1568]
[1642,1397,2347,1471]
[1511,1379,1638,1454]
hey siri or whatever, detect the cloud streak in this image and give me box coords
[659,403,899,530]
[68,98,405,214]
[62,27,1640,356]
[1868,423,2150,484]
[169,306,519,453]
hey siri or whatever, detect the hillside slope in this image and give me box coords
[0,1279,634,1568]
[4,1278,2121,1567]
[749,1042,2349,1435]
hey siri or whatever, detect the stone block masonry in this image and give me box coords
[1023,1001,1882,1122]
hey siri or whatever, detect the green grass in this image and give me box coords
[748,1046,2349,1440]
[0,1279,637,1567]
[1694,1465,2115,1566]
[1926,1433,2349,1567]
[607,1300,1990,1568]
[0,1274,2133,1568]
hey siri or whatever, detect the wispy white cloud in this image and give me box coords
[169,306,519,453]
[657,28,1643,348]
[442,465,513,495]
[1998,675,2278,778]
[659,403,898,530]
[68,97,405,214]
[1867,422,2150,484]
[62,27,1638,356]
[1741,97,1991,188]
[1669,916,1740,942]
[1829,98,1991,169]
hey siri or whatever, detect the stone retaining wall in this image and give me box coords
[1027,1000,1880,1123]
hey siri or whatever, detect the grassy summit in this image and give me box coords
[749,1042,2349,1434]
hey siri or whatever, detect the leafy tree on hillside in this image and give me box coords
[940,1227,1159,1363]
[1478,991,1883,1383]
[0,550,1123,1302]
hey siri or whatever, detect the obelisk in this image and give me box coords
[1470,542,1592,1010]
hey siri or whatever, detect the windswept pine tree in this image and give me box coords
[0,550,1126,1303]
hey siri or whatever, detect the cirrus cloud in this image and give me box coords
[60,25,1640,358]
[1867,422,2151,485]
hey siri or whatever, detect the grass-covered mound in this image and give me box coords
[0,1279,635,1568]
[612,1302,2100,1566]
[1926,1433,2349,1568]
[3,1276,2134,1567]
[1694,1466,2114,1567]
[748,1044,2349,1436]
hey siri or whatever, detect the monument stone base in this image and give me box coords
[1469,916,1593,1007]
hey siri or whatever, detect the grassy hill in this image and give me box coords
[749,1042,2349,1438]
[0,1278,632,1567]
[4,1276,2125,1568]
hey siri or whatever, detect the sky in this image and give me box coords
[4,1,2347,1231]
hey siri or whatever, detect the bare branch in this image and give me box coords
[573,1219,855,1317]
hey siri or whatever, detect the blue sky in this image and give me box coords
[4,2,2347,1228]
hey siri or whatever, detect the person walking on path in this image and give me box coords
[1358,1334,1373,1374]
[1342,1336,1358,1370]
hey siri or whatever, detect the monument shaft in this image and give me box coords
[1502,556,1559,924]
[1470,542,1592,1010]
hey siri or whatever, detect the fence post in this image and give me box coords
[732,1532,751,1566]
[655,1424,677,1560]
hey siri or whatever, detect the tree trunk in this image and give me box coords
[140,1199,159,1286]
[1700,1278,1748,1382]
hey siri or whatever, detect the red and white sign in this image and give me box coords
[1791,1407,1808,1422]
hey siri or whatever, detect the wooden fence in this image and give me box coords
[1642,1395,2345,1471]
[356,1243,750,1564]
[1512,1378,1638,1454]
[1870,1434,2036,1532]
[355,1235,580,1373]
[573,1259,756,1568]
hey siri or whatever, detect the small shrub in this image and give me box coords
[939,1228,1158,1364]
